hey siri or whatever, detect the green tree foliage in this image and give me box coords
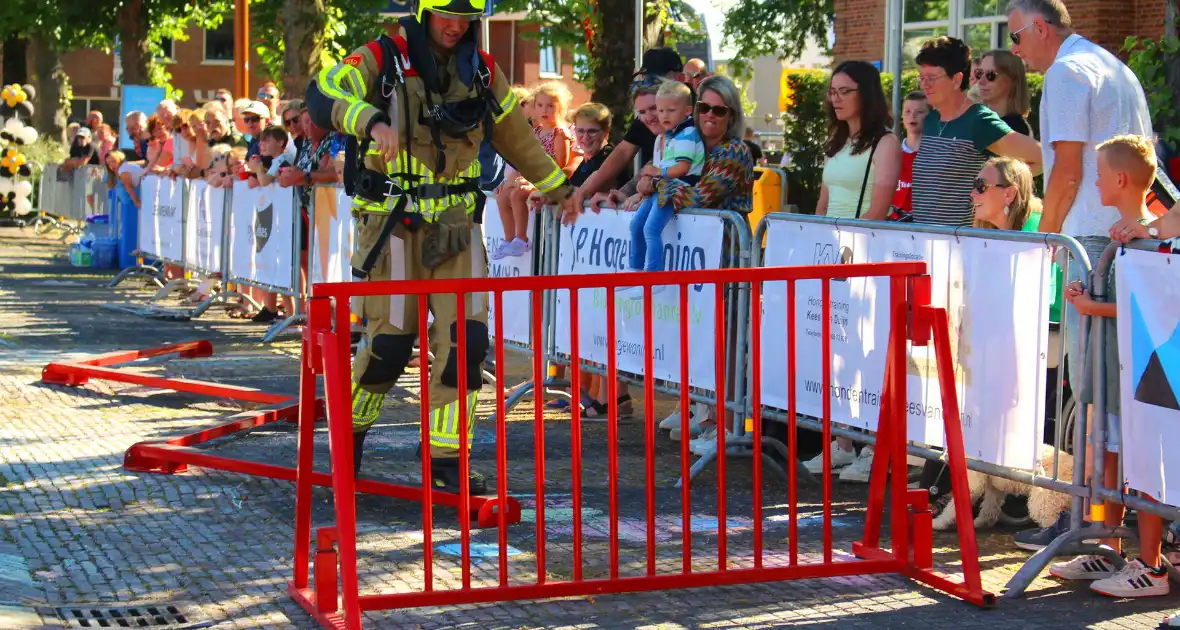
[720,0,832,78]
[1124,35,1180,153]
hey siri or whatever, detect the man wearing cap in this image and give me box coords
[62,127,98,174]
[570,47,687,212]
[307,0,579,494]
[240,101,271,160]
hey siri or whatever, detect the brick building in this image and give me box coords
[833,0,1169,68]
[61,8,590,130]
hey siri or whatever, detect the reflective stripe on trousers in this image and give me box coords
[429,391,479,450]
[352,383,386,433]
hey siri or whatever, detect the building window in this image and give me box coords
[156,38,175,63]
[204,19,234,63]
[68,99,121,132]
[539,44,560,77]
[891,0,1008,70]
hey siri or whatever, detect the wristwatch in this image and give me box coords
[1148,225,1160,238]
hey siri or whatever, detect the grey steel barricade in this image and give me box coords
[1005,239,1180,598]
[223,182,305,343]
[33,163,81,234]
[533,206,753,486]
[748,213,1093,550]
[188,182,258,318]
[110,174,186,289]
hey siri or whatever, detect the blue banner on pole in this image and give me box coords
[118,85,166,150]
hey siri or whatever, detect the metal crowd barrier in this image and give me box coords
[1004,238,1180,598]
[34,163,108,237]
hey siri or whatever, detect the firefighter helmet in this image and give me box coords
[414,0,486,22]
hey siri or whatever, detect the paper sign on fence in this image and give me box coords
[1116,248,1180,505]
[553,209,725,391]
[758,220,1051,470]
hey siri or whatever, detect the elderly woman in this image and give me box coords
[569,75,756,440]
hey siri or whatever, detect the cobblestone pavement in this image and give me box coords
[1,226,1177,629]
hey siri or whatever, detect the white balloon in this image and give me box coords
[13,196,31,213]
[0,179,12,196]
[4,118,22,134]
[17,126,37,144]
[14,180,32,198]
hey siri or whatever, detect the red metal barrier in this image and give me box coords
[289,262,993,630]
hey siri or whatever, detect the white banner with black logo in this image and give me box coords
[229,180,297,291]
[137,175,184,262]
[553,208,725,391]
[183,180,224,273]
[758,220,1051,470]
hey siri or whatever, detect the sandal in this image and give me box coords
[581,395,634,422]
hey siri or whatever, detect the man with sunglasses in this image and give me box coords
[239,101,270,161]
[257,81,282,126]
[683,58,710,91]
[571,47,686,213]
[1005,0,1154,554]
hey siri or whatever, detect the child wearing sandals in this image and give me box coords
[491,82,581,260]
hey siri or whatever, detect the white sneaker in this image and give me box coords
[689,427,734,457]
[802,441,856,474]
[505,238,530,258]
[1090,558,1170,598]
[838,446,875,483]
[1049,552,1118,581]
[667,402,711,440]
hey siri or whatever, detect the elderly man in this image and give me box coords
[1006,0,1155,578]
[156,99,178,127]
[683,58,710,90]
[124,111,151,161]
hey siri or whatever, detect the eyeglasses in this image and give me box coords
[973,177,1011,194]
[283,117,300,127]
[258,92,277,100]
[685,71,708,80]
[974,70,999,82]
[696,102,731,117]
[917,72,948,86]
[242,115,261,124]
[1009,21,1035,45]
[827,87,859,100]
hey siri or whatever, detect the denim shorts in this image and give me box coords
[1063,235,1120,452]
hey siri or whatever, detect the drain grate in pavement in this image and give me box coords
[54,604,205,628]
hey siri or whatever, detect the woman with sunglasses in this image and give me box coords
[280,100,306,153]
[976,50,1033,138]
[169,109,199,179]
[816,60,901,221]
[970,157,1041,231]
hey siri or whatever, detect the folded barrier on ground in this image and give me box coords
[290,260,992,630]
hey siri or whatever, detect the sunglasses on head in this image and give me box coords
[974,70,999,82]
[696,102,731,117]
[973,177,1010,194]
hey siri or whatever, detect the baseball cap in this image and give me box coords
[638,48,684,77]
[242,101,270,118]
[75,127,91,138]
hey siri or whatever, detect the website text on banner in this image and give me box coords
[229,180,297,291]
[183,179,225,274]
[758,219,1052,470]
[1115,247,1180,506]
[554,208,724,391]
[481,197,535,347]
[138,175,184,263]
[309,186,356,285]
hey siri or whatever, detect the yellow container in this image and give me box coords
[751,167,787,245]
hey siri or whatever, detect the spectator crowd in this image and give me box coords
[64,0,1180,612]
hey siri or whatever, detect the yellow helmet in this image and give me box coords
[415,0,486,22]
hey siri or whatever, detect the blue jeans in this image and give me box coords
[628,195,674,272]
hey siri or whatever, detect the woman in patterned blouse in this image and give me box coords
[577,76,755,219]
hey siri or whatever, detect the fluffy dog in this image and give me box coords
[932,444,1074,531]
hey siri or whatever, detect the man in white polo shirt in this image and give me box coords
[1006,0,1154,582]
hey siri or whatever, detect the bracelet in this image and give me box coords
[661,167,669,178]
[305,171,312,186]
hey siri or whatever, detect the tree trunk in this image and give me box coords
[3,36,28,86]
[591,0,637,144]
[117,0,151,86]
[280,0,327,98]
[25,35,69,144]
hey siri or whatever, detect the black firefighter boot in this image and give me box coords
[352,429,369,477]
[416,443,487,495]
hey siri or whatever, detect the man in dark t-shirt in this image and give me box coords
[571,47,687,210]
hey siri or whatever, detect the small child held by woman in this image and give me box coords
[623,81,705,292]
[491,82,581,260]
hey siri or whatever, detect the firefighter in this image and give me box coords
[307,0,577,494]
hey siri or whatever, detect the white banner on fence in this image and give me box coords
[1116,248,1180,505]
[229,180,297,291]
[554,209,725,390]
[758,220,1051,470]
[137,175,184,262]
[183,180,223,273]
[481,197,535,346]
[309,186,355,285]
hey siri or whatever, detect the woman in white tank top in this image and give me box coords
[816,61,901,221]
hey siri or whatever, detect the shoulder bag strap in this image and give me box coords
[855,135,882,219]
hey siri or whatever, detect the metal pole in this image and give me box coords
[635,0,644,72]
[890,0,904,136]
[234,0,250,99]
